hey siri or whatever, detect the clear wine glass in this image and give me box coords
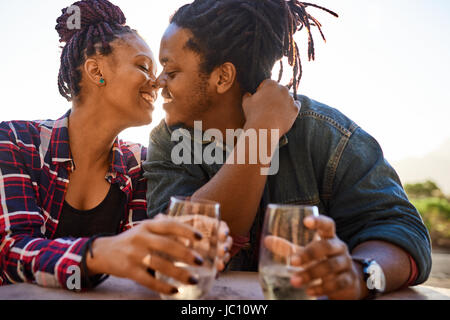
[156,196,220,300]
[258,204,320,300]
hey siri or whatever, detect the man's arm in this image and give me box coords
[351,240,413,298]
[291,123,431,299]
[192,81,299,236]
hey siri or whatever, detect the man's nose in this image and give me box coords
[156,73,166,88]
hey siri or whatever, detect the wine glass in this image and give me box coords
[258,204,320,300]
[156,196,220,300]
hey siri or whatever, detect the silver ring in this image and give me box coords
[142,253,153,267]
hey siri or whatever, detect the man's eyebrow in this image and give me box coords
[160,57,170,65]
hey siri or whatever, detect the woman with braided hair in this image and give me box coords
[0,0,236,293]
[144,0,431,300]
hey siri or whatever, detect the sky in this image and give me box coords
[0,0,449,163]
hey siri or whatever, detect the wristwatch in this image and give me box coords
[352,258,386,299]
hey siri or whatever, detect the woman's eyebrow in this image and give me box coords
[135,54,157,73]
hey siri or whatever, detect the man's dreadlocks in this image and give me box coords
[171,0,338,100]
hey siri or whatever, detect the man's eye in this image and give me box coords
[167,72,177,79]
[140,65,149,72]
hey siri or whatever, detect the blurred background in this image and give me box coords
[0,0,449,286]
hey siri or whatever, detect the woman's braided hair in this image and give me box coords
[56,0,135,101]
[171,0,338,100]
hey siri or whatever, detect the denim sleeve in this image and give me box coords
[142,139,208,218]
[329,128,432,285]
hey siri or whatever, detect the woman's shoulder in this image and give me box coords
[0,119,53,147]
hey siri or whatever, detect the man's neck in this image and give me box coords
[200,92,246,138]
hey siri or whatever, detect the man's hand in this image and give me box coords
[290,215,365,300]
[242,80,300,136]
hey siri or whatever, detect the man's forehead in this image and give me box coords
[160,24,194,64]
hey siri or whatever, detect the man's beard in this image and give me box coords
[172,72,213,129]
[190,72,213,118]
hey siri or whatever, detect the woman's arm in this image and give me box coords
[0,123,90,288]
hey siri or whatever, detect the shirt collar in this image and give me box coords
[50,110,73,166]
[50,110,127,177]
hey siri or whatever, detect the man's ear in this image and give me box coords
[84,58,105,86]
[213,62,237,94]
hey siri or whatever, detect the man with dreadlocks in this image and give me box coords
[144,0,432,300]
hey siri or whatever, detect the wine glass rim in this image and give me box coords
[170,196,220,207]
[267,204,319,211]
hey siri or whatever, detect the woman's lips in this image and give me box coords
[140,92,156,104]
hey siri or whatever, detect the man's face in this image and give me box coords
[157,23,215,128]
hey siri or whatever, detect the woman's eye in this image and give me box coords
[140,65,149,72]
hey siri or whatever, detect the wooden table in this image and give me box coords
[1,272,449,300]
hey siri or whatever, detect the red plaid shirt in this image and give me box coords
[0,110,148,289]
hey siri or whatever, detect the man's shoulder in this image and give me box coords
[149,120,172,145]
[147,120,176,158]
[296,95,359,137]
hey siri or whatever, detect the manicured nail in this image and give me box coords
[189,276,199,285]
[171,288,179,295]
[147,268,155,277]
[224,246,229,253]
[195,232,203,240]
[194,256,204,266]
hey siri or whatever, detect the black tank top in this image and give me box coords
[53,184,124,239]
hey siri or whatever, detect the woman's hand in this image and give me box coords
[158,214,233,272]
[217,220,233,272]
[86,217,206,295]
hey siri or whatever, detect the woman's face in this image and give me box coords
[88,33,158,128]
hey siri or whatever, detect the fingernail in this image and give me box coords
[224,246,229,253]
[195,232,203,240]
[194,256,204,266]
[147,268,155,277]
[171,288,179,295]
[189,276,199,285]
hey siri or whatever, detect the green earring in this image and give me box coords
[99,78,105,84]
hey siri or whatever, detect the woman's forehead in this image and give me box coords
[114,34,154,59]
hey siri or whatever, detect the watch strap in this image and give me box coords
[352,257,384,300]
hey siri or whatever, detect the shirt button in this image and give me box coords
[242,243,251,251]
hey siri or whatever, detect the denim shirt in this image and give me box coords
[143,95,432,285]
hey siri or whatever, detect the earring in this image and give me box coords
[99,78,105,84]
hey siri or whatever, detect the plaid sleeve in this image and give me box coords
[120,143,149,232]
[0,124,89,289]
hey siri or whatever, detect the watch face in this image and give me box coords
[366,262,386,292]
